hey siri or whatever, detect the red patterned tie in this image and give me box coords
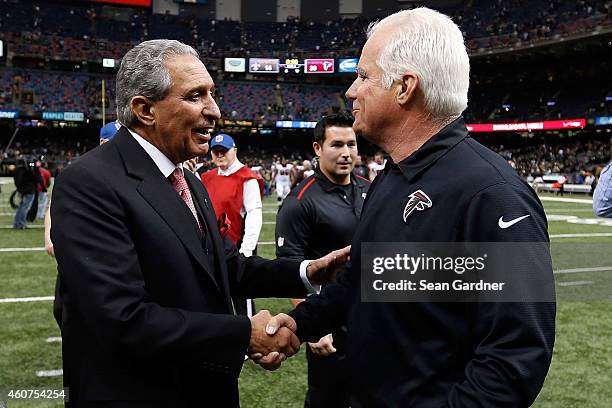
[169,168,202,231]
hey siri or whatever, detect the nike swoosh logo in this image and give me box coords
[498,214,530,229]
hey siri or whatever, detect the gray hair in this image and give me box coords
[115,39,199,127]
[367,8,470,119]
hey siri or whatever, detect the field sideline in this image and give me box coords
[0,180,611,407]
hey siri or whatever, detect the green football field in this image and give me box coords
[0,180,611,407]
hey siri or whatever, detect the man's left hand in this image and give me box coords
[306,246,350,285]
[183,158,198,172]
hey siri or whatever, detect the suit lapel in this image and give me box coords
[186,173,234,312]
[114,128,223,295]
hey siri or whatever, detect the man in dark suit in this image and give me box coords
[51,39,346,408]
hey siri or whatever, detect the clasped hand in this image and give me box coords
[248,310,298,370]
[248,246,350,370]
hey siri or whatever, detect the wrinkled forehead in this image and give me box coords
[166,54,214,87]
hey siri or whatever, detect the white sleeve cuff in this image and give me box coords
[299,260,321,295]
[239,248,253,257]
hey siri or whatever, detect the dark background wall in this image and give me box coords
[179,2,216,19]
[242,0,277,22]
[301,0,340,22]
[362,0,398,18]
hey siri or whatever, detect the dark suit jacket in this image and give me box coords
[51,128,306,407]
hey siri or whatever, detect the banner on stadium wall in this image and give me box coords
[0,110,19,119]
[595,116,612,126]
[219,119,254,127]
[42,111,85,121]
[466,119,586,132]
[276,120,317,129]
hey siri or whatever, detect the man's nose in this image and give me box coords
[345,79,359,102]
[205,97,221,120]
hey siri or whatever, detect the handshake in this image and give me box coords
[247,246,350,370]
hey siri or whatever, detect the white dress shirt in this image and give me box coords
[128,128,182,177]
[127,128,318,294]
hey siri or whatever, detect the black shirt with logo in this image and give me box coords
[289,117,556,407]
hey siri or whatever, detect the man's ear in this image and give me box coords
[313,141,322,157]
[130,96,155,126]
[396,72,419,106]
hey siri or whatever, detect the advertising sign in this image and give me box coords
[275,120,317,128]
[0,110,19,119]
[595,116,612,126]
[466,119,586,132]
[224,58,246,73]
[42,112,85,121]
[64,112,85,121]
[338,58,358,73]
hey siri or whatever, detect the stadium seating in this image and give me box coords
[0,68,115,117]
[0,0,609,60]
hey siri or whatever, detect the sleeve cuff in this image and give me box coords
[239,248,253,257]
[299,260,321,295]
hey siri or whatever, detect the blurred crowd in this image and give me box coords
[492,138,611,183]
[0,0,608,61]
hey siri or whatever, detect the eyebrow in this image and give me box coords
[185,84,213,95]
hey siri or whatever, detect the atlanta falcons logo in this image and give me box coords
[403,190,433,222]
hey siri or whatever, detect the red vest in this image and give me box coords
[201,166,263,245]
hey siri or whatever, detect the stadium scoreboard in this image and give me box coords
[91,0,151,6]
[226,57,358,75]
[281,59,303,74]
[249,58,280,74]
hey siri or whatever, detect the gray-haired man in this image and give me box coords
[265,8,555,407]
[51,39,347,407]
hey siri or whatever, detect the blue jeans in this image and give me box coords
[13,192,35,229]
[37,191,48,219]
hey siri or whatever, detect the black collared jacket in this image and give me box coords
[290,117,556,407]
[276,167,370,260]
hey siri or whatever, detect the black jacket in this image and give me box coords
[14,163,41,194]
[52,128,306,407]
[276,167,370,260]
[289,117,556,407]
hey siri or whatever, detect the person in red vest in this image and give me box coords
[36,160,52,220]
[201,134,264,316]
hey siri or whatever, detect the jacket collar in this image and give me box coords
[313,166,367,193]
[113,127,224,296]
[387,116,469,182]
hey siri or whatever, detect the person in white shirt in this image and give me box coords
[368,150,386,180]
[273,158,293,206]
[201,134,264,316]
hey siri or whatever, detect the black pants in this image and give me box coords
[304,345,350,408]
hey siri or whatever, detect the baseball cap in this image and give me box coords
[210,134,236,150]
[100,121,121,143]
